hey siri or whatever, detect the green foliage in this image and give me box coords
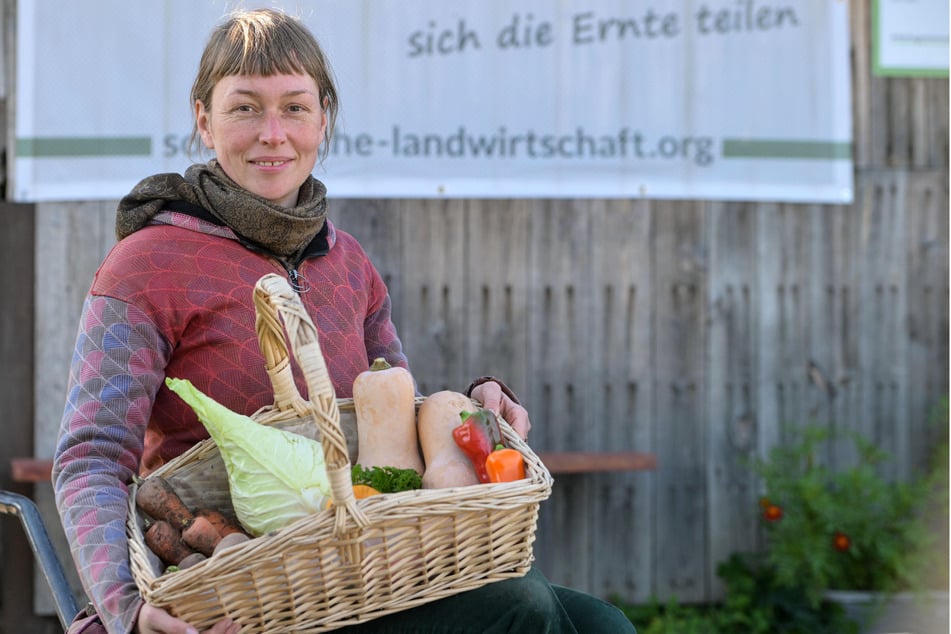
[753,423,940,605]
[351,464,422,493]
[614,554,857,634]
[616,401,949,634]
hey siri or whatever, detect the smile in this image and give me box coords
[253,160,288,167]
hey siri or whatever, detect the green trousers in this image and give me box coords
[334,567,637,633]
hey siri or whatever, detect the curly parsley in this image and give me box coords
[351,464,422,493]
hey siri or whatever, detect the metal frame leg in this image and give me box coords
[0,490,79,630]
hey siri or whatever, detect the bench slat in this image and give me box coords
[12,451,656,483]
[537,452,656,474]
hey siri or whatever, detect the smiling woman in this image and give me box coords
[50,7,636,634]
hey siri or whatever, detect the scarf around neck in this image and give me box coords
[116,160,328,259]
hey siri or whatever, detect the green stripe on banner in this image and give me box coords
[723,139,852,160]
[16,136,152,157]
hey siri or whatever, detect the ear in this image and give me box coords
[195,100,215,150]
[319,108,328,138]
[318,96,329,138]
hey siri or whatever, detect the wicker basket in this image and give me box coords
[126,273,553,633]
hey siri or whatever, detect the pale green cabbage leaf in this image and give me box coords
[166,377,332,536]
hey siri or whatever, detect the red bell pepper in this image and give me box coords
[452,409,503,483]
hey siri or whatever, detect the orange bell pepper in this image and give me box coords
[485,446,526,483]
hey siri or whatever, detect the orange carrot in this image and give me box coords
[181,515,222,557]
[352,484,382,499]
[136,477,194,529]
[194,507,249,537]
[144,520,195,566]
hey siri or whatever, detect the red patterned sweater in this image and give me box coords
[51,211,408,633]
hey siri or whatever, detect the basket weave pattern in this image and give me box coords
[126,274,553,633]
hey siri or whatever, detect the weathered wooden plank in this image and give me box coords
[706,201,759,598]
[399,198,468,395]
[750,200,783,558]
[329,198,403,309]
[586,198,655,603]
[888,79,913,167]
[822,199,862,468]
[768,204,809,435]
[923,79,949,168]
[463,199,532,402]
[904,170,950,471]
[526,199,593,592]
[651,200,707,602]
[850,0,872,169]
[328,197,407,360]
[34,202,116,459]
[918,80,943,168]
[851,171,908,476]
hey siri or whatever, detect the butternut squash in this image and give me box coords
[353,358,424,474]
[417,390,481,488]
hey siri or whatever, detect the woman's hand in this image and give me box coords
[137,602,240,634]
[470,381,531,441]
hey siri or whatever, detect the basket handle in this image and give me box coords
[252,274,369,541]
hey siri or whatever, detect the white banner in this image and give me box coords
[874,0,949,77]
[13,0,853,203]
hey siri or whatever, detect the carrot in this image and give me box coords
[181,515,222,557]
[144,520,195,566]
[352,484,382,499]
[194,507,249,537]
[136,476,194,530]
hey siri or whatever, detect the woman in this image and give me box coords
[53,8,635,634]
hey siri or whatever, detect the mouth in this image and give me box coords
[251,159,291,168]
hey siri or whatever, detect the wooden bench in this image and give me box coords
[12,452,656,483]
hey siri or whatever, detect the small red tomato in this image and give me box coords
[763,504,783,522]
[833,532,851,551]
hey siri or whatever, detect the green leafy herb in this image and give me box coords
[351,464,422,493]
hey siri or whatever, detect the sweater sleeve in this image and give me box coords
[361,260,410,373]
[52,295,171,634]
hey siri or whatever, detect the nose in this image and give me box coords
[259,111,287,145]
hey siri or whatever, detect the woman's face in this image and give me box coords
[196,73,326,207]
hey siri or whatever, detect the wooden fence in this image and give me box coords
[2,0,947,626]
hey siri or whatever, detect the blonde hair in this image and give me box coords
[189,8,338,160]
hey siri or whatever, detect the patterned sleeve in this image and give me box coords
[52,295,171,634]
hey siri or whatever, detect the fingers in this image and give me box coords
[206,618,241,633]
[471,381,503,413]
[470,381,531,441]
[504,402,531,440]
[137,603,196,634]
[137,603,239,634]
